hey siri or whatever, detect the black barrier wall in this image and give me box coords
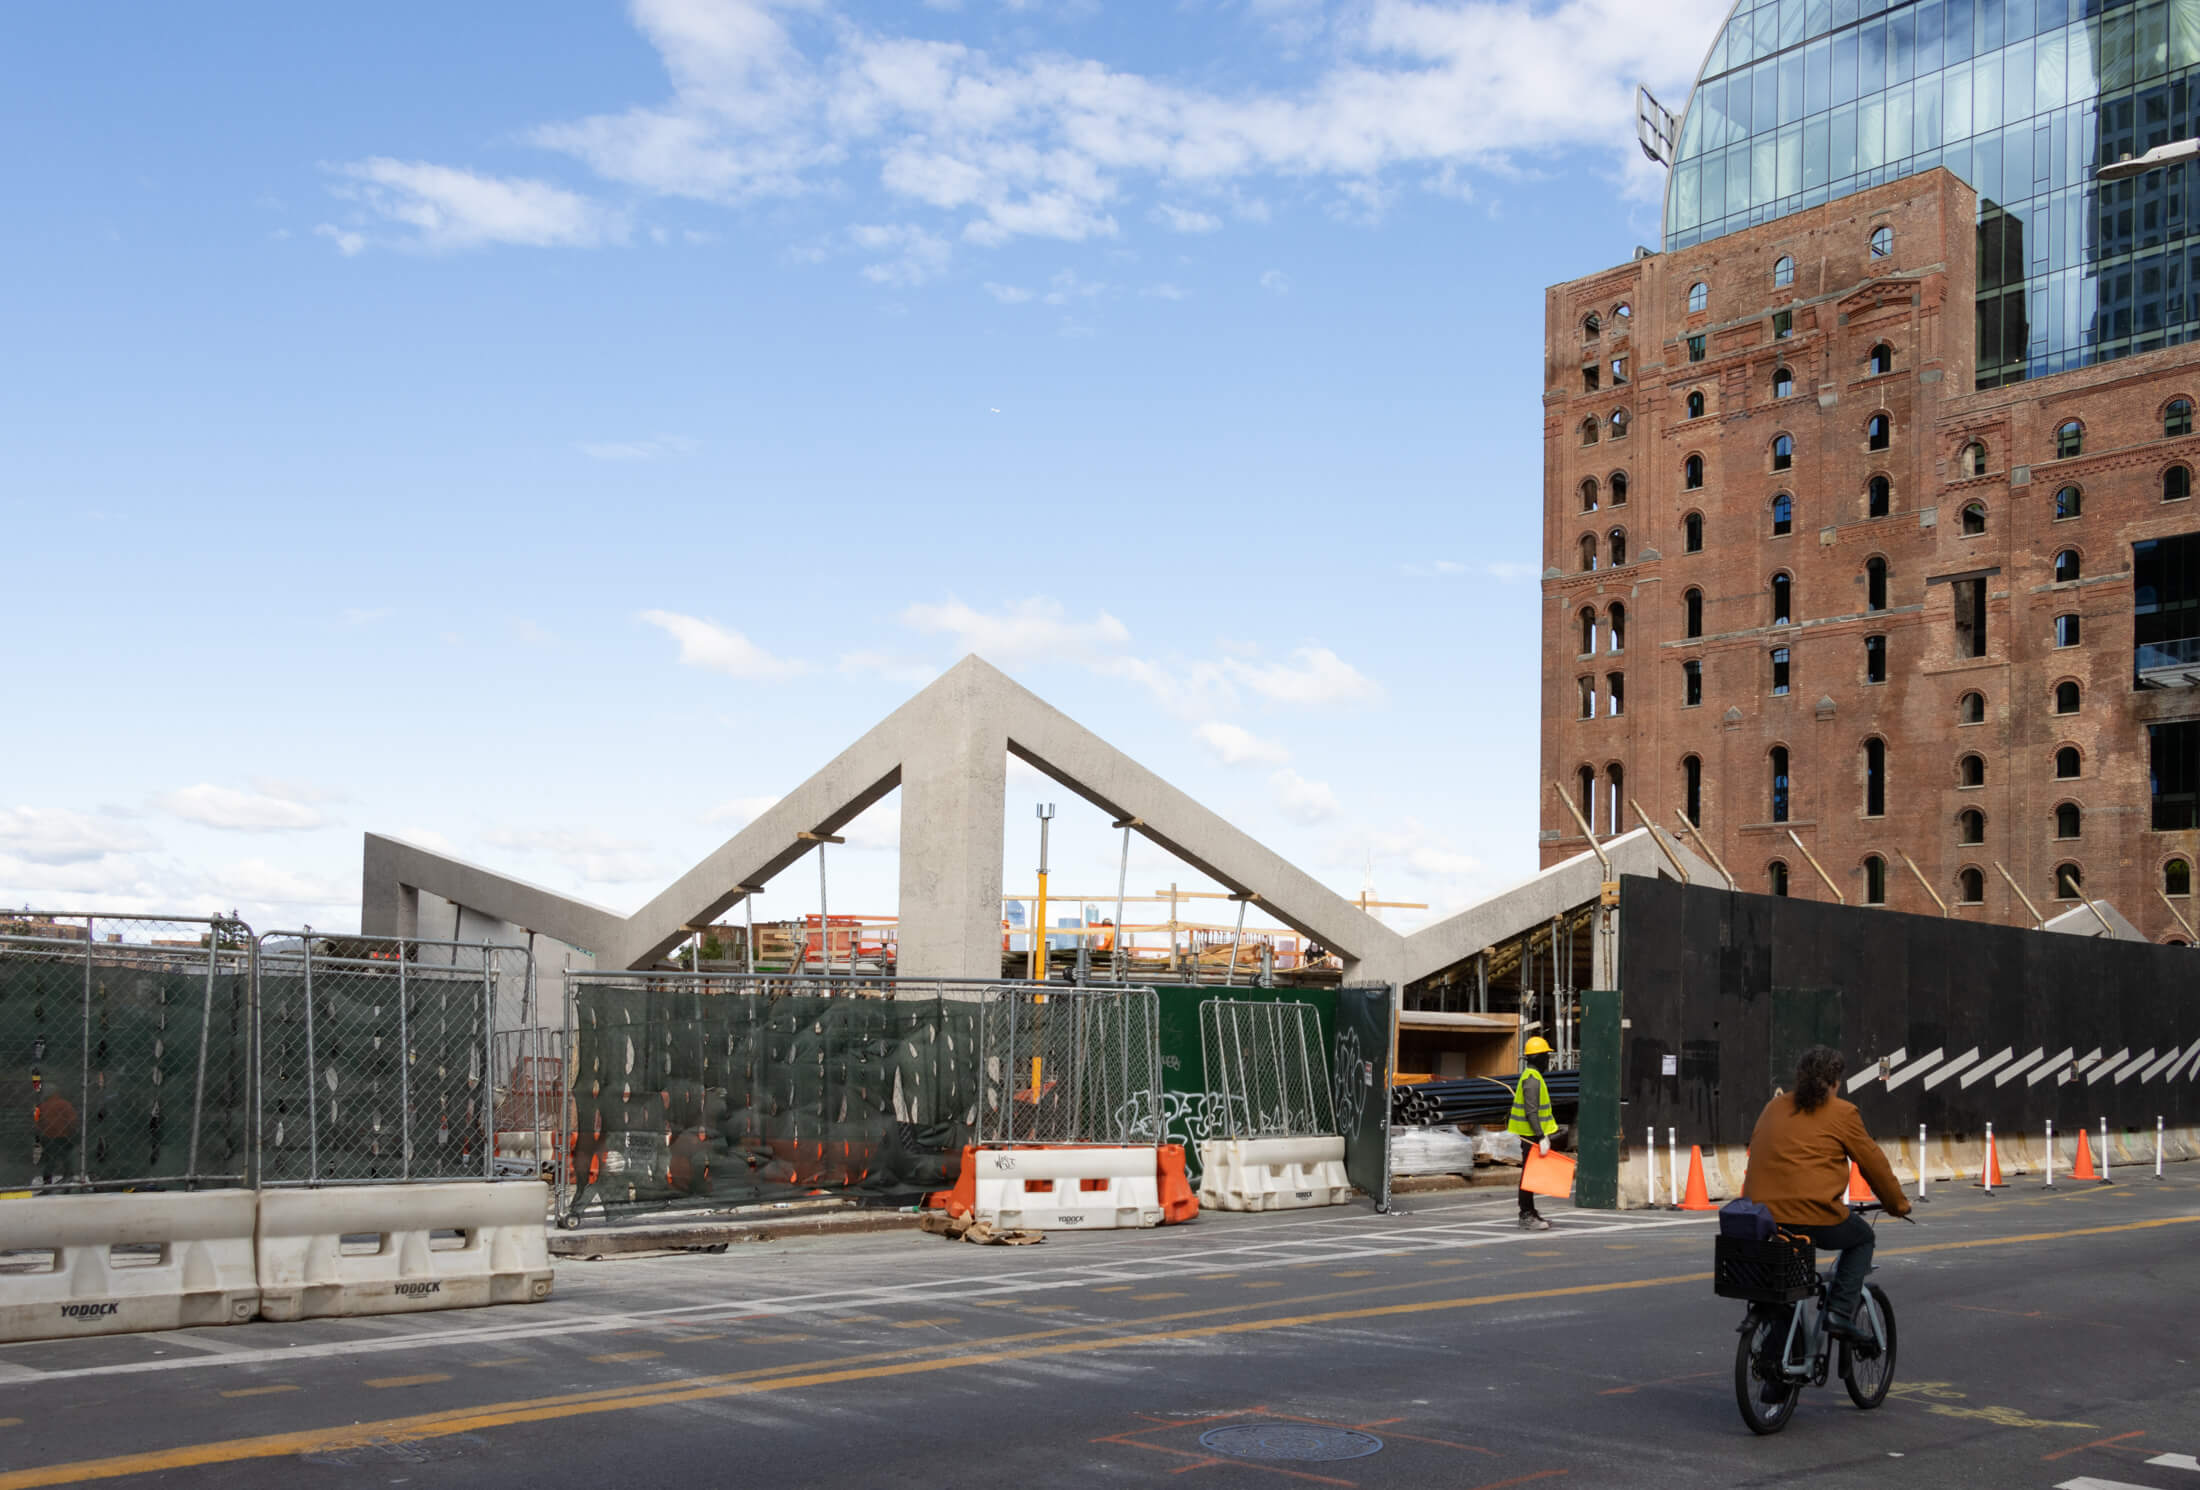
[1617,876,2200,1147]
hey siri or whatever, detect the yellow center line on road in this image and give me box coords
[217,1387,297,1400]
[586,1351,662,1364]
[1092,1285,1134,1293]
[469,1360,531,1369]
[892,1320,958,1330]
[1130,1292,1185,1301]
[5,1211,2192,1490]
[361,1375,451,1390]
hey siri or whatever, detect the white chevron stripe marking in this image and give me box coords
[2086,1048,2129,1085]
[1996,1047,2046,1086]
[1848,1047,1903,1093]
[2142,1046,2183,1082]
[1885,1048,1944,1091]
[1961,1047,2014,1088]
[2112,1048,2156,1083]
[2027,1048,2077,1086]
[1924,1048,1981,1089]
[2168,1037,2200,1083]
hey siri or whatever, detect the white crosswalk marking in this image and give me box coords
[2057,1477,2173,1490]
[2147,1452,2200,1471]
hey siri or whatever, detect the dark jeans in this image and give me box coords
[1793,1212,1875,1326]
[1518,1137,1545,1215]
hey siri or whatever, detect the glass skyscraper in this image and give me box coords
[1664,0,2200,387]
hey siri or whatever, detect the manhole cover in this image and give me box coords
[1197,1425,1384,1462]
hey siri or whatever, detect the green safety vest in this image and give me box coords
[1508,1066,1555,1139]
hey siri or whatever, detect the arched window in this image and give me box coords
[1773,367,1794,399]
[1772,434,1794,471]
[1606,672,1626,715]
[1958,866,1985,903]
[2168,466,2192,502]
[1962,441,1987,476]
[1684,588,1703,638]
[1583,311,1602,340]
[1579,533,1598,572]
[1579,478,1599,513]
[1578,607,1597,655]
[1684,454,1705,489]
[1960,753,1986,788]
[1609,472,1629,506]
[2054,549,2081,583]
[1767,859,1790,896]
[1959,691,1985,724]
[1684,512,1704,553]
[1687,390,1706,419]
[1771,492,1793,535]
[1868,475,1891,517]
[1578,765,1596,829]
[1578,676,1595,717]
[1580,417,1600,446]
[1608,602,1626,652]
[1608,528,1628,566]
[1961,502,1987,535]
[1610,408,1630,439]
[1864,737,1886,817]
[1683,755,1702,825]
[2056,420,2084,459]
[2054,612,2081,647]
[2055,801,2082,839]
[1773,255,1795,288]
[2169,858,2193,896]
[1869,343,1894,376]
[1688,281,1709,313]
[1614,302,1631,322]
[2054,862,2084,900]
[2056,485,2084,519]
[2055,745,2081,779]
[1606,763,1626,832]
[1958,808,1985,845]
[1870,226,1893,257]
[1868,414,1891,451]
[2168,399,2193,437]
[2055,680,2081,713]
[1866,556,1888,611]
[1770,746,1791,823]
[1771,572,1793,625]
[1863,854,1886,904]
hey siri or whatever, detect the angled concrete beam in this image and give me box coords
[361,834,625,957]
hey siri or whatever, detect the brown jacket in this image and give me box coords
[1742,1092,1911,1228]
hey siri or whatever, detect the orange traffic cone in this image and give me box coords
[2071,1128,2101,1182]
[1847,1159,1880,1205]
[1679,1145,1716,1211]
[1973,1128,2003,1191]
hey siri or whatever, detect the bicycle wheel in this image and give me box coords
[1841,1283,1898,1409]
[1734,1310,1800,1435]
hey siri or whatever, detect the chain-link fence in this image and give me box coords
[254,932,526,1186]
[1198,999,1335,1139]
[562,971,998,1220]
[0,911,255,1193]
[977,986,1161,1146]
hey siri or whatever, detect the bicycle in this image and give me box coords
[1717,1202,1907,1435]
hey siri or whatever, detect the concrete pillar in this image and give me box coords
[895,691,1008,981]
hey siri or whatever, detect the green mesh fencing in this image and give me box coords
[563,973,988,1220]
[0,915,253,1192]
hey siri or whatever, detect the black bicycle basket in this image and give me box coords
[1714,1232,1818,1303]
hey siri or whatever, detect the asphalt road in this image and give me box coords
[2,1171,2196,1490]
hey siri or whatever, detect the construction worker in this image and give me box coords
[1509,1036,1559,1230]
[33,1087,78,1191]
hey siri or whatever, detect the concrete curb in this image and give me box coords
[549,1210,924,1258]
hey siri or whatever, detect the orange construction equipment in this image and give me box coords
[1847,1159,1880,1205]
[1678,1145,1716,1211]
[2071,1127,2102,1182]
[1978,1129,2004,1190]
[1156,1144,1199,1224]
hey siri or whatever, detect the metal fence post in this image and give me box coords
[302,932,320,1186]
[481,942,496,1180]
[248,932,263,1190]
[399,942,412,1181]
[80,915,93,1189]
[186,925,217,1187]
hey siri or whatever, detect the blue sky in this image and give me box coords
[2,0,1730,941]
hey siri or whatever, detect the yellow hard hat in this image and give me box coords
[1521,1036,1553,1056]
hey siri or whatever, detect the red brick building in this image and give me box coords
[1540,169,2200,942]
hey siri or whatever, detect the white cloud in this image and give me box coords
[1094,655,1236,720]
[1226,646,1382,706]
[839,650,942,686]
[0,807,156,866]
[704,794,783,828]
[851,222,952,286]
[1195,721,1290,768]
[158,784,328,833]
[983,281,1034,302]
[1259,269,1291,295]
[899,596,1129,664]
[325,158,622,252]
[1142,282,1188,300]
[391,827,458,856]
[1483,560,1541,582]
[380,0,1729,259]
[340,607,389,626]
[641,609,808,680]
[1271,769,1340,824]
[1152,203,1221,233]
[484,828,664,885]
[248,777,348,806]
[313,223,365,256]
[1041,268,1106,304]
[577,434,698,461]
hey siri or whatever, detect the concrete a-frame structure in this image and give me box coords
[362,656,1722,986]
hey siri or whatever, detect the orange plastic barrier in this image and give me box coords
[1157,1144,1199,1224]
[1522,1148,1577,1199]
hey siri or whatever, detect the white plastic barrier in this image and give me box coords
[1196,1136,1352,1212]
[971,1147,1164,1230]
[0,1190,259,1342]
[257,1181,553,1321]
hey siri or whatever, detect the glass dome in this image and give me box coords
[1664,0,2200,387]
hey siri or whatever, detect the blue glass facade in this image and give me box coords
[1664,0,2200,386]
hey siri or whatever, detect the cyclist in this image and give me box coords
[1741,1046,1910,1339]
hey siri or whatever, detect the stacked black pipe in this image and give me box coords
[1390,1071,1581,1127]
